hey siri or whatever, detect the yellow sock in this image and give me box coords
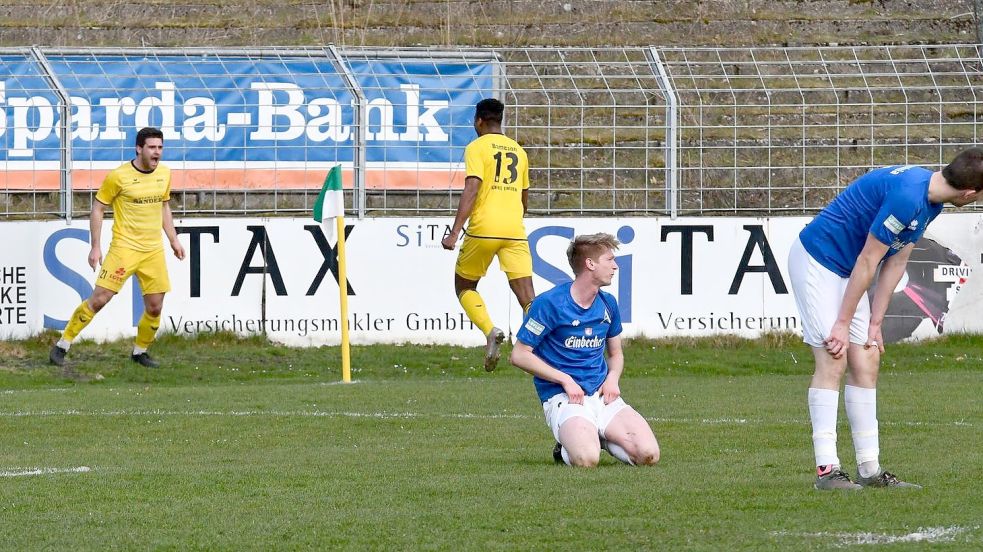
[62,300,96,342]
[135,311,161,349]
[459,289,494,335]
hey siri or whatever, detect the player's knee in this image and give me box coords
[89,296,110,312]
[143,300,163,317]
[568,450,601,468]
[634,443,660,466]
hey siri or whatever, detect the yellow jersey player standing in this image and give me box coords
[49,127,186,369]
[441,98,535,371]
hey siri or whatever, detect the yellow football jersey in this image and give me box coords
[95,161,171,252]
[463,133,530,239]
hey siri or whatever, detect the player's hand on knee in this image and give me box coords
[600,381,621,404]
[824,324,849,358]
[563,380,585,404]
[865,325,884,353]
[823,336,845,359]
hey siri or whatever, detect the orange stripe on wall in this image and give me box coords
[1,169,466,191]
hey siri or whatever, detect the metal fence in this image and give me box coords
[1,45,981,220]
[657,44,983,214]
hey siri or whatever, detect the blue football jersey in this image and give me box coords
[799,165,943,277]
[515,282,624,402]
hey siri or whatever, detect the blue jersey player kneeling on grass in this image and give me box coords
[510,233,660,467]
[788,147,983,490]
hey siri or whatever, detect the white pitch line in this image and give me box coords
[0,466,92,478]
[0,388,74,395]
[773,526,975,547]
[0,409,529,420]
[0,409,974,428]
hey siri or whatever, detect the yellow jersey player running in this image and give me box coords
[49,127,186,369]
[441,98,535,371]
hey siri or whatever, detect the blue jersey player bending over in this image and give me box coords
[510,233,660,467]
[788,147,983,490]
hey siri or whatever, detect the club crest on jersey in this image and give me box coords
[585,327,593,336]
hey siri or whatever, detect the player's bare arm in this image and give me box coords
[162,202,186,260]
[88,200,108,271]
[865,243,913,353]
[599,336,624,404]
[441,176,481,250]
[825,234,890,358]
[510,341,586,404]
[521,188,529,215]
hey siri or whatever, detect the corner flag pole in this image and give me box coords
[336,213,351,383]
[313,165,351,383]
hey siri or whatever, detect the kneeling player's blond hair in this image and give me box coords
[567,233,620,275]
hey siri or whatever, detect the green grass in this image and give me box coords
[1,332,982,550]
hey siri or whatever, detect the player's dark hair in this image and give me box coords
[475,98,505,124]
[942,147,983,191]
[567,233,620,276]
[136,127,164,147]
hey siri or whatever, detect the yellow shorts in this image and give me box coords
[455,235,533,281]
[96,245,171,295]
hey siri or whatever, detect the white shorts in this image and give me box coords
[787,237,870,348]
[542,391,631,442]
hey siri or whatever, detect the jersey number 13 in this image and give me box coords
[493,151,519,184]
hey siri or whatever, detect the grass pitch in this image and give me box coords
[1,332,981,550]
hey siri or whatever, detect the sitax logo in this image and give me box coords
[528,225,634,323]
[396,223,455,247]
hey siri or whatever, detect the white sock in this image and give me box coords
[845,384,880,478]
[132,346,147,355]
[560,446,571,466]
[56,339,71,351]
[605,442,635,466]
[808,387,840,468]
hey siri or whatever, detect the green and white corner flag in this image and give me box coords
[313,165,344,240]
[312,164,351,383]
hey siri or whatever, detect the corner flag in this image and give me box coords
[313,165,345,241]
[312,165,351,383]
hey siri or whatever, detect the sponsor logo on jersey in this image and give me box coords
[564,335,604,348]
[524,318,545,336]
[883,215,905,235]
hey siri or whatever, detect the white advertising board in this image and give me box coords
[2,214,980,345]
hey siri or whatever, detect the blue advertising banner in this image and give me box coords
[0,55,61,159]
[0,53,494,188]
